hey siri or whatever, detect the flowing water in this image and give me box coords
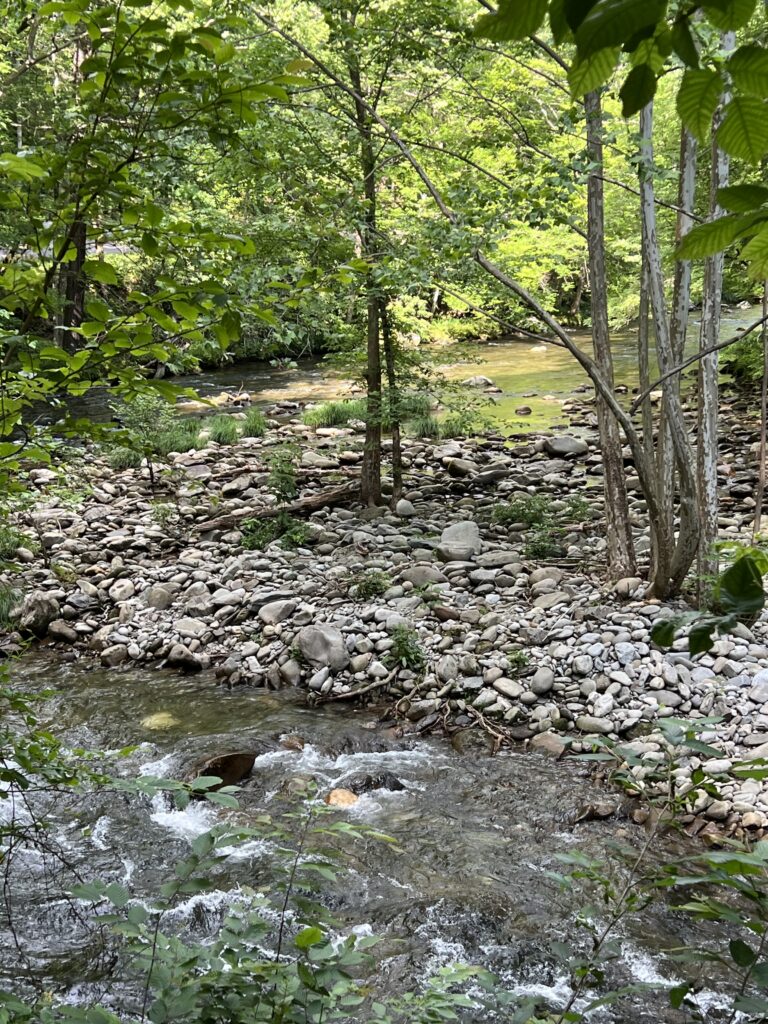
[2,657,743,1021]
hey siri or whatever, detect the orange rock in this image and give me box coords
[325,788,359,807]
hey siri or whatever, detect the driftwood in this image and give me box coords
[194,481,360,533]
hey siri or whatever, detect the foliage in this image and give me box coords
[407,414,442,439]
[303,399,368,429]
[207,414,239,446]
[0,521,29,563]
[267,445,300,505]
[651,548,767,654]
[523,526,565,560]
[350,569,391,599]
[241,511,310,551]
[384,624,426,672]
[0,584,19,628]
[108,393,199,468]
[241,408,268,438]
[493,495,550,528]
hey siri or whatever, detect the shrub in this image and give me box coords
[268,445,299,504]
[0,584,19,627]
[407,414,442,439]
[207,414,239,445]
[153,420,199,455]
[0,523,28,562]
[108,445,142,470]
[523,526,564,560]
[241,511,310,550]
[385,624,426,672]
[563,494,591,523]
[303,398,368,428]
[440,412,477,438]
[241,407,267,437]
[351,569,391,599]
[492,495,550,528]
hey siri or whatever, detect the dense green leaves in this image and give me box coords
[676,69,724,142]
[718,96,768,162]
[474,0,549,40]
[574,0,667,57]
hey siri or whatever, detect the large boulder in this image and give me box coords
[338,771,405,795]
[12,591,60,638]
[167,643,203,673]
[296,624,349,671]
[191,751,256,791]
[438,521,481,562]
[543,435,589,457]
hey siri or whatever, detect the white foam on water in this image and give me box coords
[89,816,111,851]
[150,796,216,840]
[120,856,135,884]
[139,752,178,778]
[621,942,675,986]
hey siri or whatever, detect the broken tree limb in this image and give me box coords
[194,481,360,533]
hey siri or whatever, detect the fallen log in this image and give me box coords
[194,481,360,532]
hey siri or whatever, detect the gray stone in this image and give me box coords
[575,715,613,734]
[437,655,458,682]
[476,550,522,568]
[47,619,78,644]
[101,643,128,667]
[174,617,208,640]
[533,591,569,610]
[493,678,524,699]
[395,499,416,517]
[258,600,297,625]
[650,690,683,708]
[401,565,447,586]
[531,667,555,695]
[167,643,203,673]
[543,435,589,457]
[143,584,175,611]
[528,566,563,586]
[749,675,768,704]
[108,579,135,604]
[438,521,481,561]
[297,624,349,671]
[447,458,478,477]
[530,732,566,758]
[13,591,60,638]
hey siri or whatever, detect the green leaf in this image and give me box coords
[650,619,676,647]
[671,19,699,68]
[677,212,760,258]
[718,553,766,616]
[564,0,600,32]
[717,183,768,212]
[0,153,46,180]
[742,226,768,278]
[568,47,620,95]
[82,259,118,285]
[676,69,723,141]
[730,938,757,967]
[575,0,667,57]
[669,984,690,1009]
[620,63,657,116]
[296,926,324,949]
[689,620,718,655]
[549,0,571,42]
[703,0,757,31]
[719,97,768,163]
[728,45,768,97]
[474,0,548,40]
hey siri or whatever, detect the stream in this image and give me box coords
[2,656,741,1022]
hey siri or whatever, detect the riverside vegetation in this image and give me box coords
[6,0,768,1020]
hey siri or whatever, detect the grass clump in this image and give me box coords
[241,512,310,551]
[241,407,267,438]
[207,414,239,445]
[523,527,565,560]
[385,624,426,672]
[407,415,442,439]
[0,523,29,562]
[350,569,391,599]
[0,583,20,627]
[303,399,367,428]
[108,446,143,470]
[153,420,200,455]
[492,495,550,528]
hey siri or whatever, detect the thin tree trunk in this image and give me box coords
[381,298,403,506]
[585,90,635,577]
[754,281,768,541]
[697,32,733,597]
[638,102,700,597]
[347,46,382,506]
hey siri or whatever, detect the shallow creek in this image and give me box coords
[3,657,743,1021]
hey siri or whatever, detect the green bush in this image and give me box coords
[385,624,426,672]
[303,398,368,428]
[0,523,28,562]
[241,407,267,437]
[241,511,310,550]
[492,495,550,528]
[351,569,391,599]
[407,414,442,439]
[207,414,239,445]
[523,526,564,560]
[153,420,200,455]
[0,584,19,627]
[108,445,143,470]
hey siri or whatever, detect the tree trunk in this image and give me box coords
[347,50,382,506]
[697,32,734,597]
[638,102,700,597]
[381,298,403,506]
[585,91,635,577]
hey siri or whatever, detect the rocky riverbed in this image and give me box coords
[5,398,768,838]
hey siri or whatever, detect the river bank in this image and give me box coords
[4,391,768,840]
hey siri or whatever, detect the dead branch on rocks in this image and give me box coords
[194,481,360,532]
